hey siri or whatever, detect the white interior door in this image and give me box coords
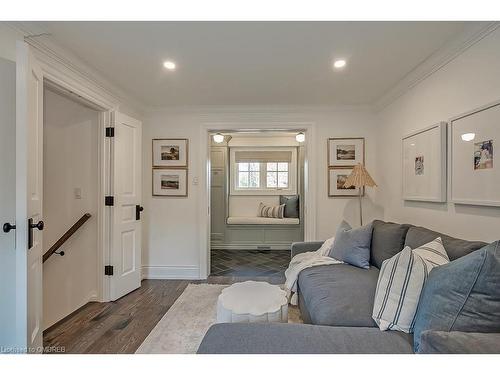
[110,111,142,301]
[0,57,17,351]
[15,41,44,351]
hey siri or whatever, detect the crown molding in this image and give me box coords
[5,22,145,115]
[373,21,500,112]
[145,104,375,116]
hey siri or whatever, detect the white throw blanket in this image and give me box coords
[285,239,342,305]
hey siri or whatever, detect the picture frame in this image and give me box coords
[328,167,364,197]
[328,137,364,167]
[402,122,447,202]
[449,100,500,206]
[152,138,188,168]
[152,169,188,197]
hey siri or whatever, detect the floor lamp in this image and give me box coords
[343,163,377,226]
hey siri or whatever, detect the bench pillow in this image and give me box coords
[280,195,299,218]
[258,202,285,219]
[413,241,500,352]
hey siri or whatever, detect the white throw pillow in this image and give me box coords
[258,202,285,219]
[317,237,336,257]
[372,237,449,333]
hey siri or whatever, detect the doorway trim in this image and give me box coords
[198,122,317,279]
[30,40,121,302]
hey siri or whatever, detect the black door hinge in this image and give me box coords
[105,127,115,137]
[104,265,114,276]
[105,196,114,206]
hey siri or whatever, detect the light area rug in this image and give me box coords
[135,283,302,354]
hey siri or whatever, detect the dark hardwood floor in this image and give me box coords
[43,250,290,354]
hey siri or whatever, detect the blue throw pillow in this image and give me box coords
[329,221,373,269]
[413,241,500,353]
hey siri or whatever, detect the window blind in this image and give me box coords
[234,150,292,163]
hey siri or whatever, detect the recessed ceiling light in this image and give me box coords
[461,133,476,142]
[333,59,347,69]
[163,60,176,70]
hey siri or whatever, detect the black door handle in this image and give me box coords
[28,218,44,249]
[3,223,16,233]
[136,205,144,220]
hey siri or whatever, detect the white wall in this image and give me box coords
[376,27,500,242]
[42,89,99,329]
[142,108,379,278]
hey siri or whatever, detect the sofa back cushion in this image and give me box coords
[413,241,500,352]
[370,220,412,268]
[404,226,486,261]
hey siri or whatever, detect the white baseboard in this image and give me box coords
[142,265,201,280]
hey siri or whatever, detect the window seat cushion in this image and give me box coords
[226,216,300,225]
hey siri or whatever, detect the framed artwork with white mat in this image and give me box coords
[152,138,188,168]
[402,122,447,202]
[328,167,364,197]
[450,101,500,206]
[328,137,364,167]
[153,169,188,197]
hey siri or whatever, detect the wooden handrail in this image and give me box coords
[43,213,92,263]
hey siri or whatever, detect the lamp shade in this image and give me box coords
[343,163,377,188]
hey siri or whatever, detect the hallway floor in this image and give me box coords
[210,249,291,278]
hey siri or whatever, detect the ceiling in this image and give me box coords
[31,21,469,107]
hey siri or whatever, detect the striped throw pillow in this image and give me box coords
[258,202,285,219]
[372,237,449,333]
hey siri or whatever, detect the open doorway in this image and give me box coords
[209,131,305,281]
[42,85,101,330]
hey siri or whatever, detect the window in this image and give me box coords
[266,162,289,188]
[237,162,260,188]
[230,147,297,195]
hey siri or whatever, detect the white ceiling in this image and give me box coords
[32,21,468,107]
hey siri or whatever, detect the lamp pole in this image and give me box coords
[358,187,363,226]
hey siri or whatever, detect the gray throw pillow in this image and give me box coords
[413,241,500,353]
[329,221,373,269]
[280,195,299,218]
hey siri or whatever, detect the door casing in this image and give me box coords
[198,122,317,279]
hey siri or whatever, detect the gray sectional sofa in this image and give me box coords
[198,220,500,354]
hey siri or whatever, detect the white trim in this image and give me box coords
[199,122,317,279]
[374,22,500,111]
[142,265,200,280]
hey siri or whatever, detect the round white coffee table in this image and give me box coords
[216,281,288,323]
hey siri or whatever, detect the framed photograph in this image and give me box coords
[328,138,364,167]
[153,169,188,197]
[328,167,364,197]
[450,101,500,206]
[402,122,447,202]
[152,138,188,168]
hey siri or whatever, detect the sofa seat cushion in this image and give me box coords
[226,216,300,225]
[197,323,414,354]
[404,225,486,261]
[371,220,412,268]
[298,264,379,327]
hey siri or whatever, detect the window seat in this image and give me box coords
[226,216,300,225]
